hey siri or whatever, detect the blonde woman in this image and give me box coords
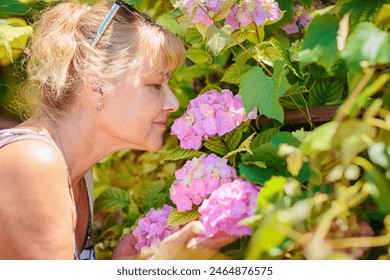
[0,0,232,260]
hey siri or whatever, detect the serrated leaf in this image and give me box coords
[308,78,343,107]
[341,22,390,68]
[205,25,233,56]
[242,161,267,169]
[0,22,32,65]
[161,147,204,163]
[203,136,228,156]
[186,47,212,64]
[168,208,200,226]
[299,13,339,73]
[224,122,249,151]
[94,187,130,213]
[251,127,281,148]
[223,132,255,159]
[339,0,386,27]
[221,63,252,85]
[240,63,289,123]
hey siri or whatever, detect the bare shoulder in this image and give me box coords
[0,139,74,259]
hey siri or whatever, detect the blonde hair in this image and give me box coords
[19,0,185,118]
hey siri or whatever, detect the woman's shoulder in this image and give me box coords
[0,128,67,183]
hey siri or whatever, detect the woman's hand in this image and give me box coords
[152,221,235,260]
[112,221,236,260]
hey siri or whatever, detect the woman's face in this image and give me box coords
[101,65,179,152]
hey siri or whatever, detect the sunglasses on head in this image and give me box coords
[91,0,137,47]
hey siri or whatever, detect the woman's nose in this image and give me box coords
[164,86,179,113]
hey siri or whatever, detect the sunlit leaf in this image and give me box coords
[341,22,390,68]
[168,208,200,226]
[186,47,212,64]
[205,25,233,56]
[161,147,204,163]
[94,187,131,213]
[203,136,228,156]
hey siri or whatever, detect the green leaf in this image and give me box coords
[186,47,212,64]
[270,132,301,148]
[269,38,303,79]
[308,78,344,107]
[246,211,289,259]
[300,121,338,155]
[168,208,200,226]
[175,64,212,81]
[0,22,32,64]
[343,73,390,118]
[299,13,339,73]
[251,127,281,148]
[185,28,203,44]
[94,187,131,213]
[375,4,390,26]
[161,147,204,163]
[258,176,287,207]
[224,123,246,151]
[341,22,390,68]
[0,34,12,61]
[366,168,390,214]
[240,143,288,184]
[240,62,289,123]
[339,0,386,27]
[239,163,284,185]
[203,136,228,156]
[221,63,252,85]
[299,0,313,8]
[205,25,233,56]
[223,132,256,159]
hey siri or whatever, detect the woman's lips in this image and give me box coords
[154,121,167,129]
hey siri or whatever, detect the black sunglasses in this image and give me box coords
[91,0,137,47]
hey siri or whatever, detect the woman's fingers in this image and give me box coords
[164,221,205,245]
[112,234,139,260]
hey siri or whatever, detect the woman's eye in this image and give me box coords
[151,84,162,91]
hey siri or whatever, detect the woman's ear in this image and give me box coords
[83,72,105,111]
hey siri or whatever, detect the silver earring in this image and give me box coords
[97,101,103,111]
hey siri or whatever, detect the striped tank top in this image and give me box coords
[0,128,96,260]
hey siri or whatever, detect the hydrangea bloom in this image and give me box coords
[225,0,281,31]
[170,153,238,212]
[177,0,281,29]
[171,89,257,150]
[132,204,179,250]
[199,179,260,236]
[281,4,312,34]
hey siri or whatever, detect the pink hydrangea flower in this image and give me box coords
[177,0,281,30]
[282,4,312,34]
[171,89,257,150]
[170,153,238,212]
[132,204,179,250]
[225,0,281,31]
[199,179,260,236]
